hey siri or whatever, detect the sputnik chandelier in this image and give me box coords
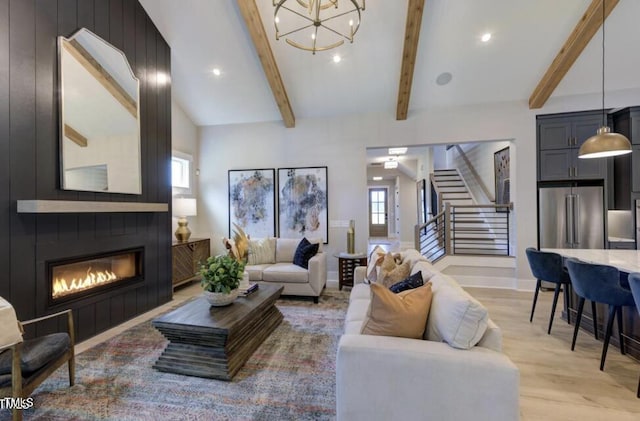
[273,0,365,54]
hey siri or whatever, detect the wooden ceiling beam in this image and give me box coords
[396,0,425,121]
[529,0,619,109]
[237,0,295,128]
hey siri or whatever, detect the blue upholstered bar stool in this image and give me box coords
[565,258,636,371]
[525,247,573,334]
[628,273,640,398]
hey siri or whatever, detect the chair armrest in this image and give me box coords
[308,252,327,294]
[20,309,75,346]
[354,266,367,285]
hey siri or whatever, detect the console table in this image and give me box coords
[172,238,210,289]
[335,253,367,290]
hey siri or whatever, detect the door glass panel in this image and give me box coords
[370,190,386,225]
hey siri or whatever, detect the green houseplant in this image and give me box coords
[200,254,246,306]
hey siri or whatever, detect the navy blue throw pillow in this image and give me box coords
[293,238,319,269]
[389,271,424,293]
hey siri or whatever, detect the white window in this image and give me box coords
[172,156,190,189]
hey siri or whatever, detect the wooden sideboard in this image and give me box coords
[172,238,210,289]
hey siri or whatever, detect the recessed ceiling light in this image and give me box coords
[384,161,398,169]
[388,147,407,155]
[436,72,453,86]
[481,32,492,43]
[373,176,383,181]
[212,68,221,76]
[333,54,341,63]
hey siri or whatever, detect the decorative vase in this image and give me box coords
[347,220,355,254]
[238,271,250,291]
[203,288,239,307]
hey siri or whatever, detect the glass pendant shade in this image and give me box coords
[578,126,632,159]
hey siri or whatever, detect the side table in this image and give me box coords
[335,253,367,290]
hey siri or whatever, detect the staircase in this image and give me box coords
[431,169,473,208]
[429,169,510,256]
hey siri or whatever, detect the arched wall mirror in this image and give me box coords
[58,28,141,194]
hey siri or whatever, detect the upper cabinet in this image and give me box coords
[537,111,607,181]
[610,107,640,210]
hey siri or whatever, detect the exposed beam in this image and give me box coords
[529,0,619,109]
[396,0,425,120]
[63,124,88,147]
[62,39,138,118]
[237,0,295,128]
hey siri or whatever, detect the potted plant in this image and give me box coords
[200,254,246,306]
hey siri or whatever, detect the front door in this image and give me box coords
[369,188,388,237]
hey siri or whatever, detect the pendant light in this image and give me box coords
[578,0,631,159]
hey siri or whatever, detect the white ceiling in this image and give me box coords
[139,0,640,127]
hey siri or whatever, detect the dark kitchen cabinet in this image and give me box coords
[537,111,605,182]
[608,107,640,210]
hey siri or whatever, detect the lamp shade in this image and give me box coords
[578,126,632,159]
[173,197,197,217]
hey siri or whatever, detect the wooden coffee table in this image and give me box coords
[152,283,283,380]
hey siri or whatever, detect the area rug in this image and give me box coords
[9,290,349,421]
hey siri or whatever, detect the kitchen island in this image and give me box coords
[543,248,640,360]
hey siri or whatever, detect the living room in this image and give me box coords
[2,0,640,420]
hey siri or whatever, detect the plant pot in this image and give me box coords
[203,289,239,307]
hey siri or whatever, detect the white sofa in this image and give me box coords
[336,250,520,421]
[244,238,326,303]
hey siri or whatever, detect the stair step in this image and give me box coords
[433,169,458,174]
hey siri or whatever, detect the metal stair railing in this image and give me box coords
[415,202,513,262]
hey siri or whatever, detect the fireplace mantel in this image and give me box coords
[17,200,168,213]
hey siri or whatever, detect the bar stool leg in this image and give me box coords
[530,279,541,323]
[600,305,617,371]
[548,283,562,334]
[572,297,585,351]
[591,301,599,340]
[616,306,625,355]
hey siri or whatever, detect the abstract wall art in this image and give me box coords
[278,167,328,243]
[228,169,276,238]
[494,147,510,211]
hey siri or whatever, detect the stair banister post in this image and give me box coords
[444,202,452,256]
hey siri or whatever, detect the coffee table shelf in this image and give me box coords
[152,283,283,380]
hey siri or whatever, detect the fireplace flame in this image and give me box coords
[52,266,119,298]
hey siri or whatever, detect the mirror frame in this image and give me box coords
[58,28,142,195]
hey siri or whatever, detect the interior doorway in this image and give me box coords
[369,188,388,237]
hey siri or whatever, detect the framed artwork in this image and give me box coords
[278,167,328,243]
[494,147,510,211]
[228,169,276,238]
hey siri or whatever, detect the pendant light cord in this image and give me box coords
[601,0,606,127]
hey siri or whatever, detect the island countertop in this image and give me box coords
[542,248,640,274]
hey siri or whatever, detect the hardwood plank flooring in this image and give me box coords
[467,287,640,420]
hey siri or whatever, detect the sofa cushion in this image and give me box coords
[345,297,370,323]
[275,238,322,262]
[389,271,424,293]
[400,249,427,268]
[293,238,319,269]
[425,283,489,349]
[0,333,70,376]
[361,283,433,339]
[263,263,309,283]
[245,264,271,281]
[344,320,363,335]
[247,238,276,265]
[411,261,437,282]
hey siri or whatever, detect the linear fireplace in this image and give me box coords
[47,248,144,306]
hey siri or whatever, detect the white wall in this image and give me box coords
[195,87,640,288]
[171,100,200,236]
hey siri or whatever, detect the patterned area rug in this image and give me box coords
[9,290,349,421]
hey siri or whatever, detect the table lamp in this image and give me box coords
[173,197,197,242]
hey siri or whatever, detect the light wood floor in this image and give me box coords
[468,287,640,421]
[77,284,640,419]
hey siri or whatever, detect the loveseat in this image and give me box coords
[244,238,326,303]
[336,249,520,421]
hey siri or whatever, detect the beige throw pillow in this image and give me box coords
[361,282,433,339]
[378,255,411,288]
[247,238,276,265]
[366,245,386,282]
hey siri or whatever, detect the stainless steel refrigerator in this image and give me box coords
[538,185,605,249]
